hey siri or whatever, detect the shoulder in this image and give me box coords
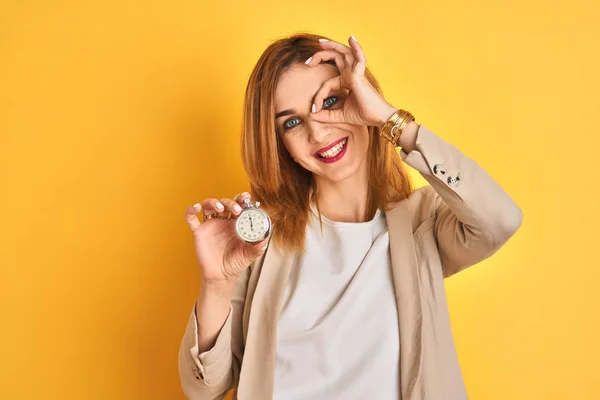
[407,185,438,212]
[399,185,440,232]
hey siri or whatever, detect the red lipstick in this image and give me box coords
[314,137,349,164]
[314,137,347,156]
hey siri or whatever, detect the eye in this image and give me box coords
[281,96,339,131]
[283,117,300,130]
[323,96,338,108]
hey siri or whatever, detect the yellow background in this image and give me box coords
[1,0,598,398]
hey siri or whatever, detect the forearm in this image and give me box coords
[399,124,523,275]
[196,281,236,354]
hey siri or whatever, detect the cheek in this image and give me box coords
[282,136,309,162]
[350,128,370,152]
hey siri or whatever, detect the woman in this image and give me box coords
[178,32,522,400]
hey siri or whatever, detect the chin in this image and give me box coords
[326,164,357,181]
[315,155,366,184]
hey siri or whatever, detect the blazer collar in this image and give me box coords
[239,198,425,399]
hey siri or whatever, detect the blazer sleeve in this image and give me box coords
[178,266,250,399]
[400,124,523,278]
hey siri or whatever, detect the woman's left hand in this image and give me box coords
[306,36,398,128]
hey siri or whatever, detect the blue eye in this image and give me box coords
[323,96,337,107]
[283,117,300,129]
[282,96,339,131]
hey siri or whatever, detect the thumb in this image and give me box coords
[244,239,269,261]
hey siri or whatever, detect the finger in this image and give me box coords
[348,36,366,76]
[312,76,343,114]
[318,39,355,66]
[306,49,347,72]
[310,106,345,125]
[219,197,243,218]
[200,198,226,218]
[184,203,202,232]
[233,191,251,208]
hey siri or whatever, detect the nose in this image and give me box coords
[306,118,332,145]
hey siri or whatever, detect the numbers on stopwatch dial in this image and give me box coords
[238,210,268,240]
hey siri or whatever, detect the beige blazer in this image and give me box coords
[178,124,523,400]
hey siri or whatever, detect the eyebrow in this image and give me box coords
[275,109,294,120]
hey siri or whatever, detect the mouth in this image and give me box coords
[314,137,348,164]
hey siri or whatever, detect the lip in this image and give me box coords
[313,137,348,156]
[314,137,348,164]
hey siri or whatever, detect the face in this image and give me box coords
[274,62,370,184]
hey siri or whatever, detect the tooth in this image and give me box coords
[318,139,347,158]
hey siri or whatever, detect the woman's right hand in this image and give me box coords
[184,192,268,284]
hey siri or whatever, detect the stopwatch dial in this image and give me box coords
[237,209,269,242]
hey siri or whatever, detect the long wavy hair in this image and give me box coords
[241,32,414,253]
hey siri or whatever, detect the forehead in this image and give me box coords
[274,63,339,111]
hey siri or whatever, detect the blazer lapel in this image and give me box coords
[238,233,296,399]
[386,199,426,400]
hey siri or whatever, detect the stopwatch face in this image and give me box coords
[235,209,271,242]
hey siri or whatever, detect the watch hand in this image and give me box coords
[250,216,254,232]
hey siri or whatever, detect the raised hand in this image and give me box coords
[305,35,398,128]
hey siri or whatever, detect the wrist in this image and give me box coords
[375,104,398,129]
[396,120,419,152]
[200,279,236,297]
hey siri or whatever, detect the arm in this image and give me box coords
[178,267,250,399]
[399,122,523,278]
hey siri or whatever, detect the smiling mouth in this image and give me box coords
[316,138,348,158]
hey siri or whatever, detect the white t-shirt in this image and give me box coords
[272,204,401,400]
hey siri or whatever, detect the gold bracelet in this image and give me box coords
[380,109,415,147]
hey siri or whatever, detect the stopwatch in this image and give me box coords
[235,198,272,243]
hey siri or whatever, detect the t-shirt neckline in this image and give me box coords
[309,202,383,228]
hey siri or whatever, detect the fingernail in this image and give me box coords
[233,204,242,213]
[242,192,250,197]
[351,35,357,42]
[216,202,224,210]
[192,203,200,209]
[319,38,329,42]
[312,103,316,113]
[305,56,312,65]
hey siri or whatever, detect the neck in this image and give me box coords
[313,159,370,223]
